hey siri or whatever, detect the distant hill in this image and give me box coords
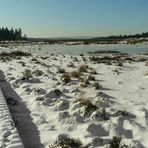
[91,32,148,40]
[27,32,148,44]
[28,32,148,41]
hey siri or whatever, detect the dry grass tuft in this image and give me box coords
[74,97,97,113]
[55,135,83,148]
[22,69,32,80]
[145,61,148,66]
[93,82,102,89]
[144,71,148,77]
[109,136,122,148]
[61,73,71,84]
[70,71,80,78]
[87,75,95,81]
[78,65,88,73]
[90,69,97,74]
[80,78,89,87]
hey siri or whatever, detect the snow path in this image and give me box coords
[0,70,43,148]
[0,89,24,148]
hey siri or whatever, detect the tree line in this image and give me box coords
[0,27,27,41]
[92,32,148,40]
[107,32,148,40]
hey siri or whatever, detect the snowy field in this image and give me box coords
[0,45,148,147]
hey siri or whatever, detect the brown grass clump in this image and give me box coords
[70,71,80,78]
[144,71,148,77]
[61,73,71,84]
[78,64,88,73]
[145,61,148,66]
[74,97,97,113]
[80,78,89,87]
[55,135,83,148]
[93,82,102,90]
[90,69,97,74]
[109,136,122,148]
[22,69,32,80]
[87,75,95,81]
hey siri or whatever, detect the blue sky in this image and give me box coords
[0,0,148,37]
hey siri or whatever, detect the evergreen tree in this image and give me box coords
[0,27,25,41]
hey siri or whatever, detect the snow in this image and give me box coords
[0,89,24,148]
[0,50,148,147]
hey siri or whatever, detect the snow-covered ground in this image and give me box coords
[0,52,148,147]
[0,85,24,147]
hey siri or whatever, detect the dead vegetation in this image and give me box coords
[80,78,90,87]
[53,135,83,148]
[78,65,88,73]
[70,71,80,78]
[87,75,95,81]
[109,136,122,148]
[93,82,102,89]
[22,69,32,80]
[0,50,31,57]
[61,73,71,84]
[74,97,97,114]
[144,71,148,77]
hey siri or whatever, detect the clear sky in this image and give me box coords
[0,0,148,37]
